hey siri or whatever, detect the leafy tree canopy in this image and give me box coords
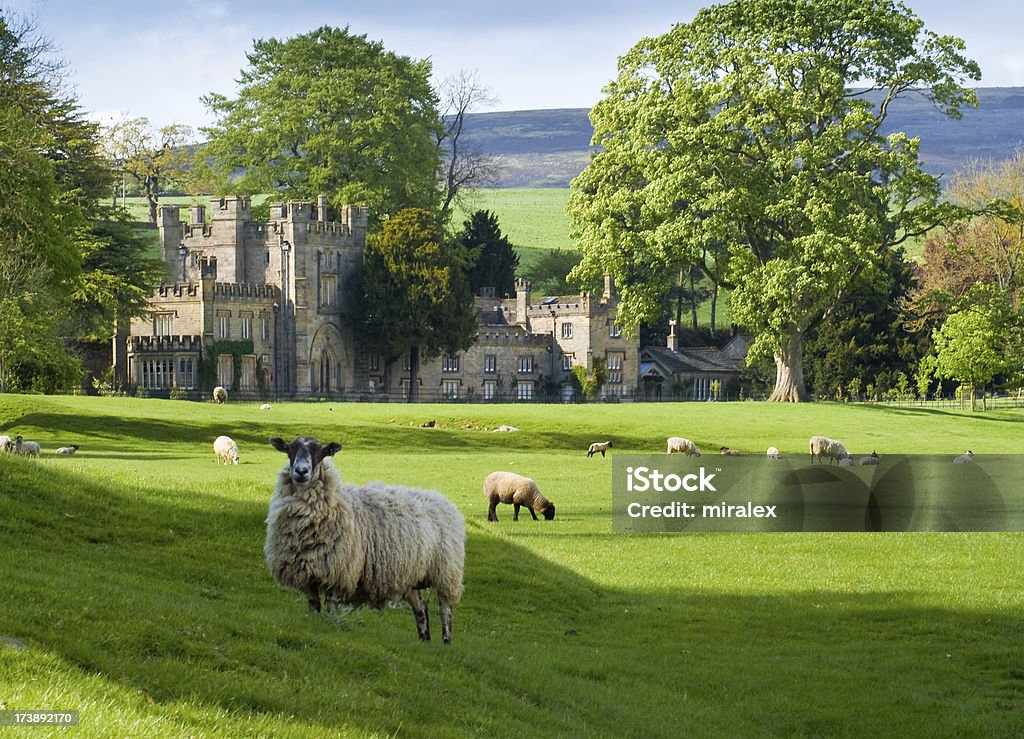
[355,208,477,400]
[201,26,443,225]
[459,210,519,297]
[567,0,979,401]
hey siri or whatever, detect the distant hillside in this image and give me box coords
[465,88,1024,188]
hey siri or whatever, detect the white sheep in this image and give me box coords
[54,445,79,456]
[953,450,974,464]
[766,446,781,460]
[0,435,13,453]
[859,451,880,465]
[484,471,556,521]
[838,456,855,467]
[212,386,228,404]
[492,425,519,433]
[587,441,612,458]
[266,436,465,644]
[259,403,271,410]
[213,435,239,465]
[14,435,40,457]
[720,446,741,456]
[809,435,849,465]
[667,437,701,456]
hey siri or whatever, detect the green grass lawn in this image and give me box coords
[1,395,1022,736]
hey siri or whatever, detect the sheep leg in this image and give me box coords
[528,507,538,521]
[303,586,322,613]
[439,597,454,645]
[406,589,430,641]
[513,503,521,521]
[487,500,499,522]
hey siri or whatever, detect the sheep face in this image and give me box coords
[541,502,556,520]
[270,436,342,486]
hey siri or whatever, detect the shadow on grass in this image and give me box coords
[0,456,1022,737]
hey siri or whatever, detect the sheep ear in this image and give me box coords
[269,437,289,453]
[324,442,342,457]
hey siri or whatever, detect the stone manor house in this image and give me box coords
[118,195,654,401]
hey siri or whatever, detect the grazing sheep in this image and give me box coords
[953,450,974,464]
[0,435,13,453]
[492,425,519,433]
[13,435,40,457]
[212,386,228,404]
[259,403,271,410]
[213,435,239,465]
[266,435,465,644]
[859,451,880,466]
[587,441,613,458]
[766,446,781,460]
[484,471,556,521]
[838,456,855,467]
[667,437,701,456]
[809,435,849,465]
[54,445,80,456]
[720,446,741,456]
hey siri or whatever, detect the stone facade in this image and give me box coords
[124,195,366,398]
[372,276,640,401]
[122,194,642,401]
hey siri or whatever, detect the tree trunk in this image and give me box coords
[710,283,718,337]
[407,345,420,403]
[689,271,698,331]
[768,330,809,402]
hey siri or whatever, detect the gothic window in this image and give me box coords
[442,353,460,372]
[484,354,496,374]
[561,322,573,339]
[517,355,534,374]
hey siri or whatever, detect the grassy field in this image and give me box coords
[1,395,1022,737]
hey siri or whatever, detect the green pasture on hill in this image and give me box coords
[1,395,1022,737]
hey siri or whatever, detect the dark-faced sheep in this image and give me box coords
[265,436,465,644]
[587,441,612,457]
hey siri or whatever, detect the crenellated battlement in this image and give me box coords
[213,282,281,299]
[128,335,202,353]
[156,283,201,298]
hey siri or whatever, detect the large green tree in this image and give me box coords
[0,14,161,391]
[201,26,443,223]
[355,208,477,401]
[459,210,519,297]
[567,0,979,401]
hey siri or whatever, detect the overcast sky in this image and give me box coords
[4,0,1024,129]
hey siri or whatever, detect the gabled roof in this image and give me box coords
[641,344,745,376]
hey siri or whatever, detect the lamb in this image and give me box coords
[809,435,849,465]
[766,446,781,460]
[667,437,701,456]
[14,435,40,457]
[54,445,80,456]
[859,451,880,466]
[212,386,228,404]
[953,450,974,464]
[484,471,556,521]
[492,425,519,433]
[213,435,239,465]
[587,441,612,458]
[0,435,13,453]
[720,446,741,456]
[259,403,271,410]
[266,435,465,644]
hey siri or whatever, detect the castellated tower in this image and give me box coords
[131,195,368,399]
